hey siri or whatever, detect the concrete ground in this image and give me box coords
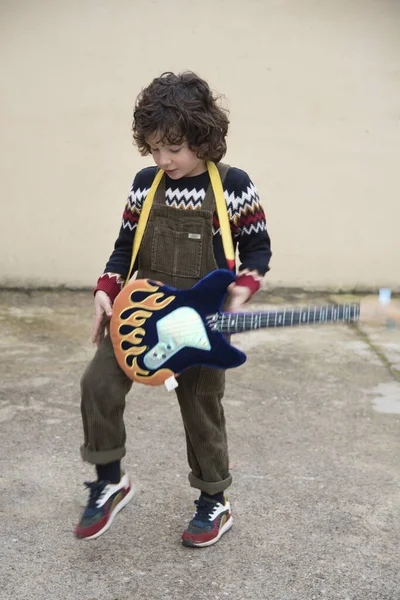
[0,289,399,600]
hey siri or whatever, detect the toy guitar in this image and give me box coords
[110,269,399,387]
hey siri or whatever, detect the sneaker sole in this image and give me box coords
[181,515,233,548]
[81,484,136,541]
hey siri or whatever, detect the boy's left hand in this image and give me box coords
[223,283,252,312]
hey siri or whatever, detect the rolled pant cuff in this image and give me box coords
[188,472,232,494]
[80,444,126,465]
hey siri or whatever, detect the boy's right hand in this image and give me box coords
[92,291,113,347]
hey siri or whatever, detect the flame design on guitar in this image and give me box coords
[110,279,178,385]
[110,269,360,386]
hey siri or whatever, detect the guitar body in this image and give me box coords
[110,269,247,386]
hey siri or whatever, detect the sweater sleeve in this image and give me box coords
[95,167,157,302]
[224,167,272,296]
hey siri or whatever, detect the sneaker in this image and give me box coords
[181,493,233,547]
[74,473,135,540]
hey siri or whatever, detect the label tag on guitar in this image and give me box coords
[164,375,179,391]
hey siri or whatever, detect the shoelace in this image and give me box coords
[193,496,219,522]
[84,480,108,508]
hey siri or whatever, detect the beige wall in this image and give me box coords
[1,0,399,291]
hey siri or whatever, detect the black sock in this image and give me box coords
[96,461,121,484]
[201,490,225,505]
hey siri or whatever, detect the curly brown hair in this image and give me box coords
[132,71,229,163]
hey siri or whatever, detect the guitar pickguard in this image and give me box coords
[143,306,211,370]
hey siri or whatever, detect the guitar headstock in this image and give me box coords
[359,296,400,327]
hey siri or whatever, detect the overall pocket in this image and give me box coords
[151,226,203,279]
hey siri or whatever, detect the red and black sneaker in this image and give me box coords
[74,473,135,540]
[181,493,233,548]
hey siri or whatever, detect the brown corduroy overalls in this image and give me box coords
[80,164,232,494]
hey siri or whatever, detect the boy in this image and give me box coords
[75,71,272,547]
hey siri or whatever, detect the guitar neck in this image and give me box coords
[211,304,360,334]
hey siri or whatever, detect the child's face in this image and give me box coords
[147,134,207,179]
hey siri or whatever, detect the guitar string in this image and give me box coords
[117,304,360,338]
[118,305,361,335]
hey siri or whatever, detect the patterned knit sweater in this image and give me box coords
[96,166,272,302]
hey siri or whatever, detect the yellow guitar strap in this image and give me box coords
[125,168,164,285]
[125,162,235,285]
[207,161,235,270]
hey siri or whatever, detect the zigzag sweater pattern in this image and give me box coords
[96,166,272,302]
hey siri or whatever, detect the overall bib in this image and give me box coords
[81,165,232,494]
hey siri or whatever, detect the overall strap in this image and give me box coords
[125,168,163,285]
[202,162,230,211]
[206,161,235,271]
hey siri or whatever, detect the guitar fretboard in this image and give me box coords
[207,304,360,334]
